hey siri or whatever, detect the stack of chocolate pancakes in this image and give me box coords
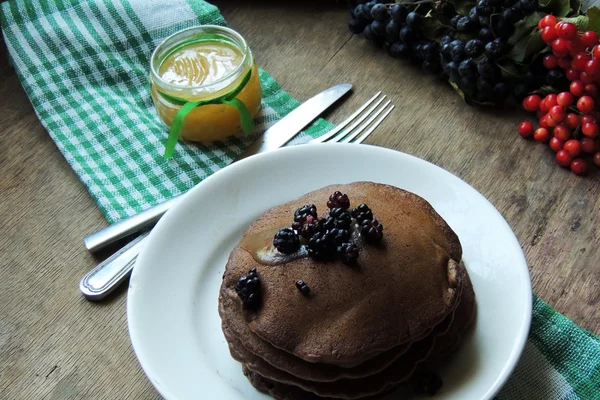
[219,182,476,399]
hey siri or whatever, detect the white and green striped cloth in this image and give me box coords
[1,1,599,398]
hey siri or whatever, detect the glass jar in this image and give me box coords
[149,25,262,157]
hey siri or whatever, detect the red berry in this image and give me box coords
[546,115,560,127]
[553,124,572,141]
[565,113,580,129]
[581,71,596,84]
[566,68,579,81]
[569,39,586,54]
[549,137,564,152]
[581,31,599,48]
[557,92,574,107]
[585,83,599,98]
[572,52,589,71]
[594,45,600,59]
[577,95,595,113]
[581,137,597,153]
[570,80,586,96]
[563,139,582,156]
[536,109,545,119]
[540,115,551,128]
[542,26,558,43]
[542,54,558,69]
[594,152,600,167]
[552,38,570,54]
[556,150,573,167]
[539,15,558,29]
[570,158,588,175]
[557,57,572,70]
[581,114,596,125]
[534,127,550,142]
[556,22,578,40]
[586,59,600,76]
[544,94,558,108]
[582,121,599,137]
[522,94,541,112]
[549,105,566,122]
[518,121,534,137]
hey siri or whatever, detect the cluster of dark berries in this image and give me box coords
[235,268,261,310]
[348,0,543,105]
[272,191,384,264]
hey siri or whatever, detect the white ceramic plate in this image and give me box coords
[128,143,532,400]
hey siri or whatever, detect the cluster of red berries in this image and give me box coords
[517,16,600,175]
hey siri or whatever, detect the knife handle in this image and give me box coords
[79,232,149,301]
[83,195,180,253]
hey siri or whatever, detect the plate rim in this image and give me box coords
[128,143,533,400]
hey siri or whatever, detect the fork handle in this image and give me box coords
[79,232,149,300]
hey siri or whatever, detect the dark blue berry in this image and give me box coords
[477,58,498,80]
[458,59,476,78]
[546,68,566,86]
[441,43,452,61]
[512,83,530,102]
[399,26,414,43]
[449,40,466,63]
[440,35,454,46]
[444,61,459,80]
[371,4,389,21]
[476,0,492,16]
[477,76,494,93]
[479,27,494,43]
[519,0,537,12]
[493,82,508,102]
[406,12,420,27]
[390,42,409,58]
[235,268,261,310]
[484,39,504,61]
[385,20,401,39]
[456,16,475,32]
[363,25,375,41]
[390,4,408,22]
[479,15,490,27]
[465,39,484,57]
[450,14,461,28]
[349,18,368,34]
[371,20,387,37]
[423,60,442,73]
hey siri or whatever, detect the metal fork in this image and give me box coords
[79,94,395,300]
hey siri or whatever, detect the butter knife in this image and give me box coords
[82,83,352,253]
[80,84,352,300]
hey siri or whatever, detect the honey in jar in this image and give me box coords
[150,26,262,157]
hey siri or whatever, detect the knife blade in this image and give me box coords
[233,83,352,162]
[82,83,353,253]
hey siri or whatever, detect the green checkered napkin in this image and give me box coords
[2,0,599,398]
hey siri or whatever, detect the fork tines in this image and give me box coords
[311,92,395,144]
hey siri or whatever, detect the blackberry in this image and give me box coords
[351,204,374,224]
[308,231,336,259]
[314,217,335,234]
[235,268,261,310]
[296,280,310,296]
[414,371,443,396]
[465,39,484,58]
[330,227,350,245]
[405,12,420,27]
[329,207,352,229]
[273,228,300,254]
[292,214,317,238]
[294,204,317,223]
[327,191,350,210]
[337,242,360,264]
[360,219,384,243]
[390,4,408,22]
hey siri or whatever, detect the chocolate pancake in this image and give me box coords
[219,182,463,366]
[227,267,472,400]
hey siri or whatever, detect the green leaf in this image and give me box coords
[453,0,476,15]
[508,11,547,46]
[507,29,545,63]
[497,61,524,79]
[570,0,582,15]
[449,80,466,100]
[559,14,589,30]
[586,7,600,32]
[420,15,452,40]
[539,0,572,17]
[533,85,559,96]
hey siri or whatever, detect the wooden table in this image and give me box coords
[1,1,599,398]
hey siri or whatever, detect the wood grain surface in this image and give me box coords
[1,1,599,399]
